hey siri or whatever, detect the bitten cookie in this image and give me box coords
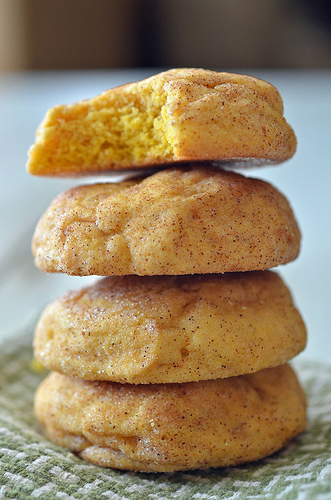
[27,68,296,176]
[34,271,306,384]
[32,166,300,276]
[35,365,306,472]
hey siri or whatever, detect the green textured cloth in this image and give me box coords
[0,329,331,500]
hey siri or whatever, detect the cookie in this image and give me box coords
[34,271,306,384]
[34,365,306,472]
[27,68,296,176]
[32,166,300,276]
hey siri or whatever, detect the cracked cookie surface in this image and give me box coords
[34,365,306,472]
[32,166,300,276]
[27,68,296,176]
[34,271,306,383]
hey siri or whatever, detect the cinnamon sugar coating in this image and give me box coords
[32,166,300,276]
[35,365,306,472]
[27,68,296,176]
[34,271,306,383]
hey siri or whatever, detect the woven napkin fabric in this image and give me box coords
[0,329,331,500]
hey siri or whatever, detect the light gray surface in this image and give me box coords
[0,69,330,363]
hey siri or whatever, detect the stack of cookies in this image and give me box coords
[27,69,307,473]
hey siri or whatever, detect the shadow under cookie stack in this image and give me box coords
[28,69,307,473]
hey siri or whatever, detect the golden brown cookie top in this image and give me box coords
[34,271,306,383]
[35,365,306,472]
[32,166,301,276]
[27,68,296,176]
